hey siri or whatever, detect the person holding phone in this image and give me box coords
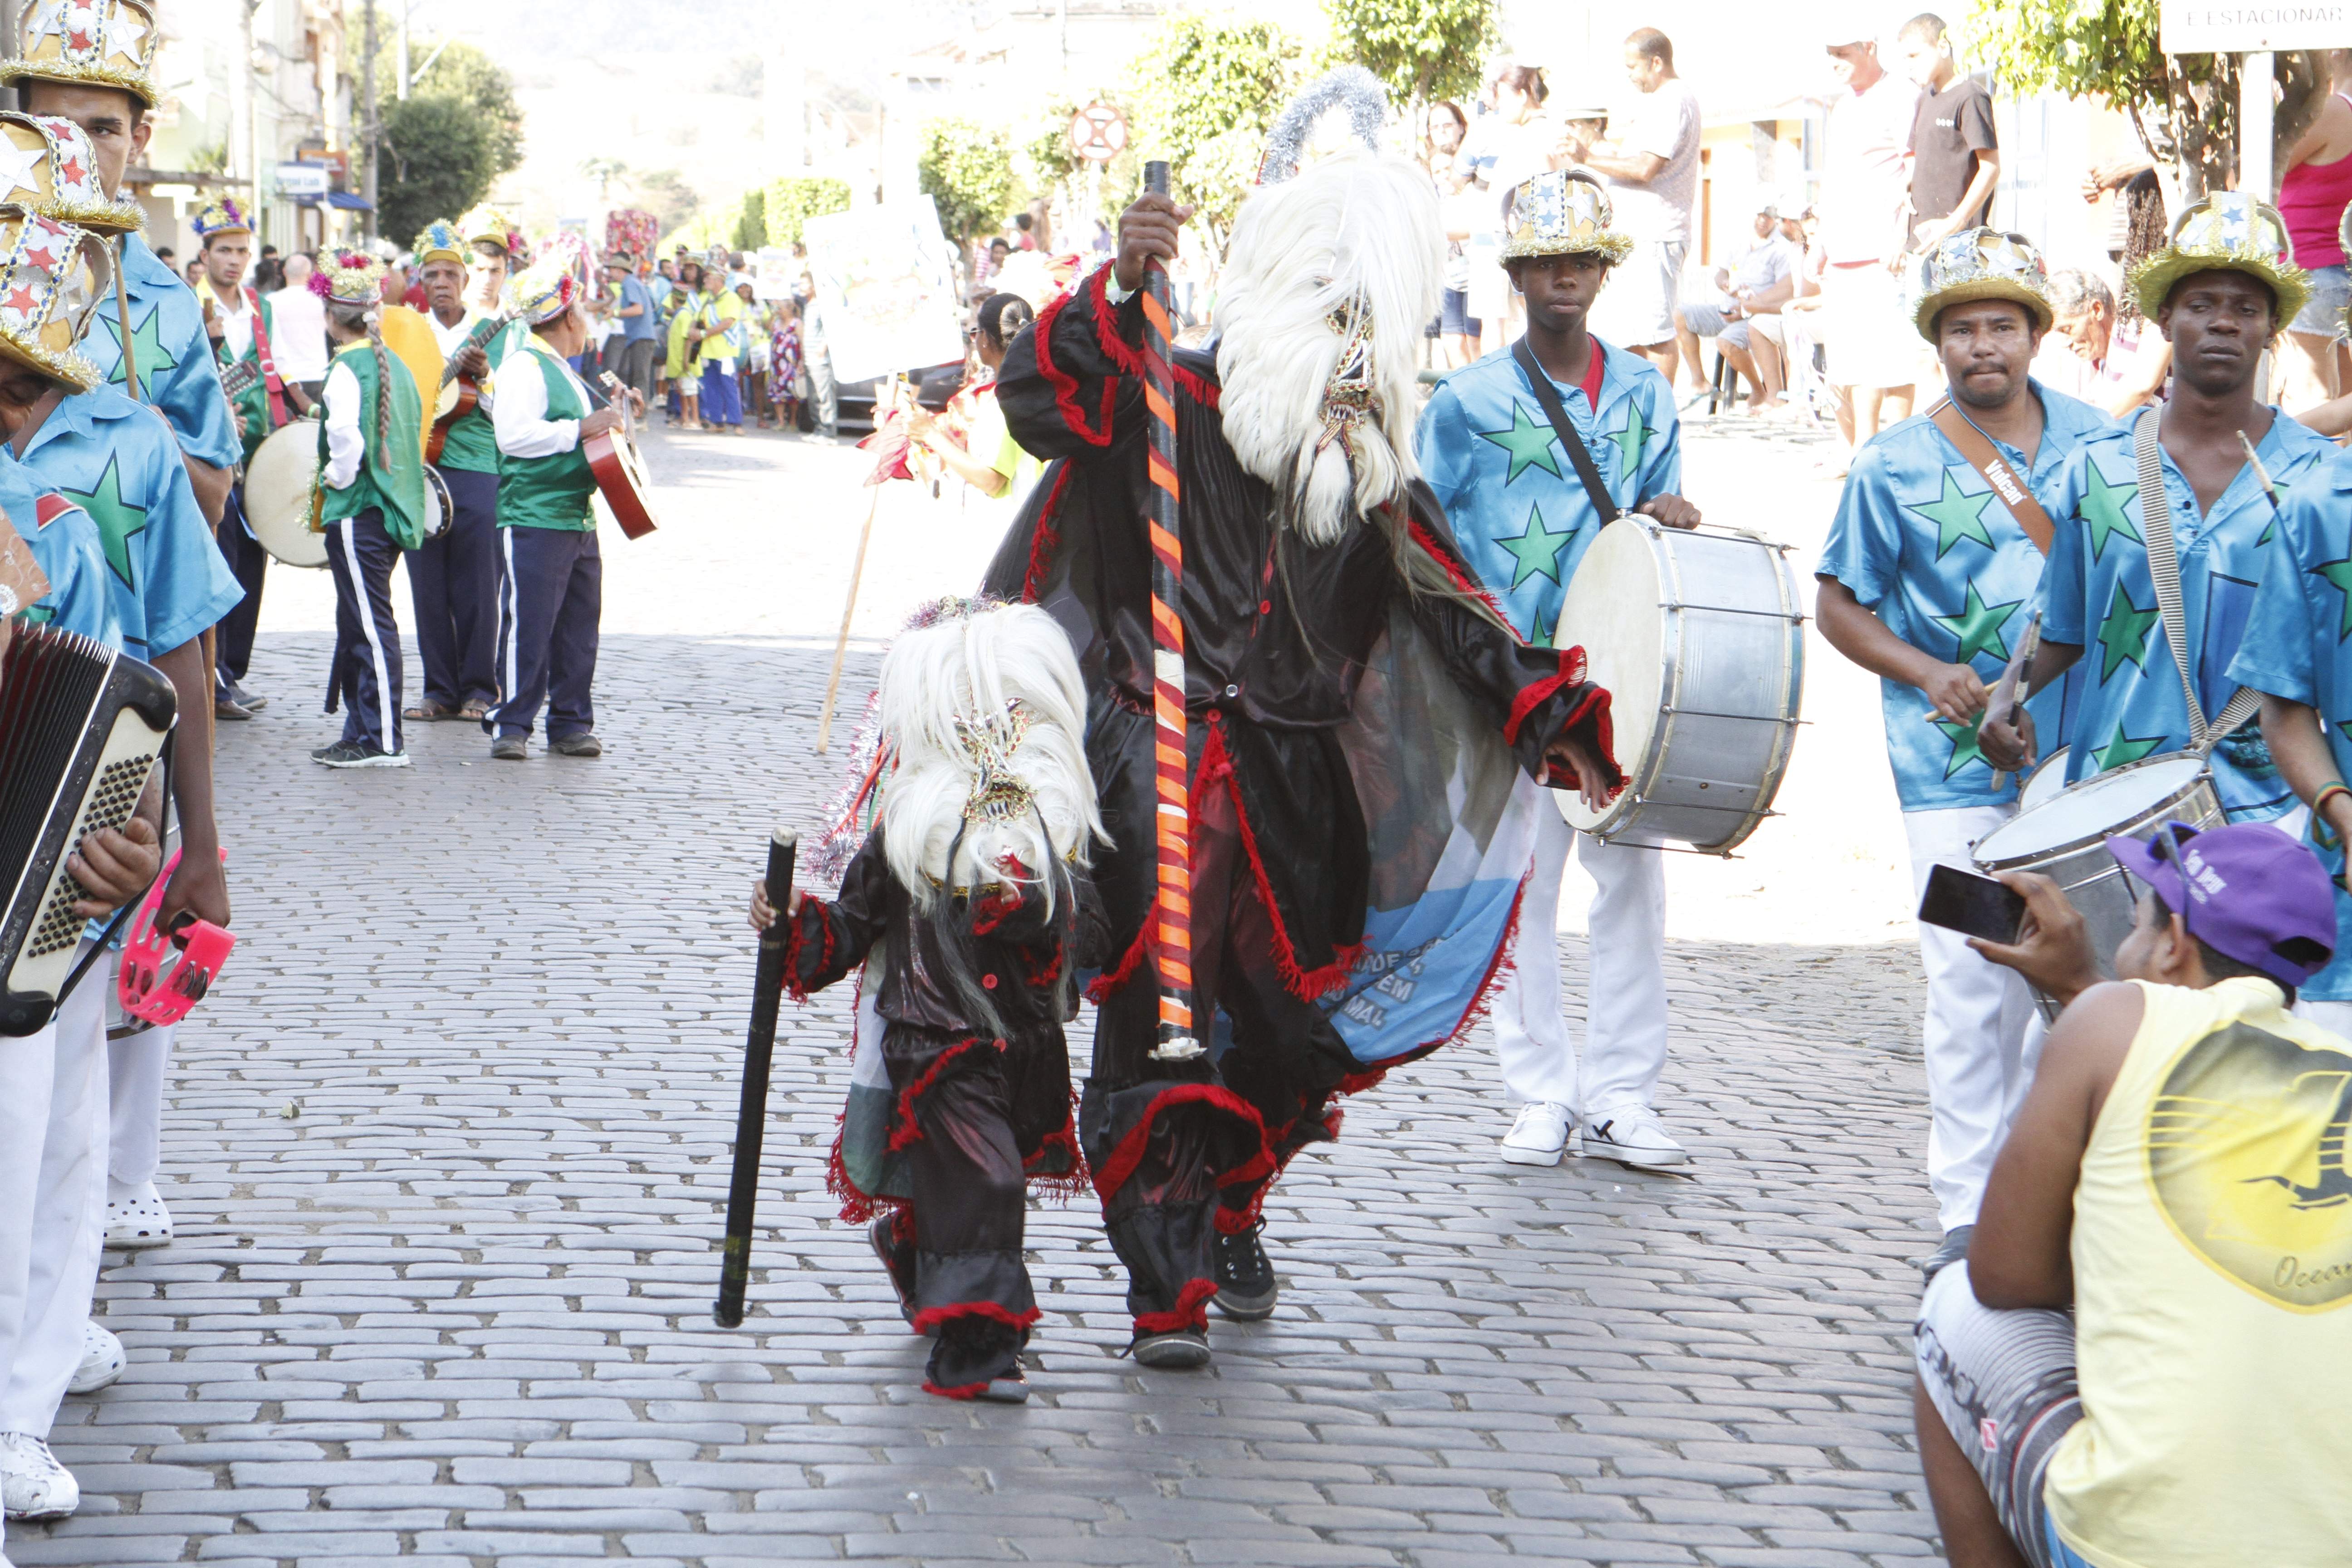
[1814,231,2112,1274]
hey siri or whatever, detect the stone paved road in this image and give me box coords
[6,420,1947,1567]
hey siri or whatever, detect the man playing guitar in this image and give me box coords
[196,198,308,720]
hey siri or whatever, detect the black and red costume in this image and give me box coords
[985,267,1621,1343]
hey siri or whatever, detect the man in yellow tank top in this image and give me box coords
[1913,819,2352,1567]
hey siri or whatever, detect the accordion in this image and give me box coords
[0,624,176,1036]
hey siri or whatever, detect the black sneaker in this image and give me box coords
[490,734,528,761]
[1213,1220,1278,1321]
[868,1215,917,1324]
[310,739,411,769]
[548,731,603,758]
[229,683,268,712]
[1919,1223,1975,1280]
[1130,1328,1211,1369]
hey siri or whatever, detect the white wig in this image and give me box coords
[1215,148,1445,545]
[876,599,1103,911]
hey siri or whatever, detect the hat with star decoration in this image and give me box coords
[0,206,112,391]
[504,256,579,327]
[1500,169,1634,265]
[192,196,251,243]
[412,219,465,268]
[2129,191,2309,330]
[1908,228,2054,343]
[0,110,139,233]
[0,0,161,110]
[310,249,387,309]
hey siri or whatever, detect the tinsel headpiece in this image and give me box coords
[1256,65,1387,185]
[505,256,579,326]
[412,219,465,268]
[192,197,250,241]
[0,0,159,110]
[0,111,138,233]
[311,249,387,307]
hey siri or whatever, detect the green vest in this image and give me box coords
[432,313,514,476]
[316,340,429,549]
[495,336,598,531]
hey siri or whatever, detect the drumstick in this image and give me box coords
[1985,612,2040,790]
[714,826,798,1328]
[2238,431,2282,511]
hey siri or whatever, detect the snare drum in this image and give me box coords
[1552,518,1804,852]
[1973,753,2223,1013]
[2018,745,2070,813]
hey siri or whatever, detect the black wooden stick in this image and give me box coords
[714,827,798,1328]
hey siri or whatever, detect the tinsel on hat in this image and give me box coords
[604,207,657,262]
[0,206,106,391]
[0,0,160,108]
[2129,191,2311,330]
[459,201,527,261]
[504,256,578,325]
[192,196,250,241]
[0,110,138,232]
[1500,170,1634,264]
[412,219,465,268]
[1908,228,2054,343]
[310,249,387,307]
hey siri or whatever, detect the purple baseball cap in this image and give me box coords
[2105,821,2337,987]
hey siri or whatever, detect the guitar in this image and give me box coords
[585,370,658,540]
[426,311,510,464]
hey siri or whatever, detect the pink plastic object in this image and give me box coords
[117,849,235,1026]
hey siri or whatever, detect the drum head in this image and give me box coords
[2019,745,2071,813]
[244,422,328,568]
[1977,753,2209,863]
[1552,520,1662,835]
[421,466,451,539]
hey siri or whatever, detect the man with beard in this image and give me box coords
[1980,196,2334,828]
[1816,230,2111,1274]
[986,73,1621,1368]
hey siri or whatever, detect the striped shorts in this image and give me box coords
[1913,1261,2085,1568]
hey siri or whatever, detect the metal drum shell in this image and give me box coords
[420,464,451,541]
[1971,754,2224,1017]
[1553,517,1804,853]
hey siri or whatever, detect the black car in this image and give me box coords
[800,360,966,434]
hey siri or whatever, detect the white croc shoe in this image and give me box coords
[1499,1102,1571,1167]
[0,1431,78,1520]
[106,1181,172,1249]
[1581,1107,1690,1170]
[69,1321,125,1396]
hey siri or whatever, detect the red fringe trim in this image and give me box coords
[1405,514,1511,626]
[925,1378,988,1400]
[1134,1276,1218,1334]
[1089,270,1145,375]
[1022,1093,1093,1205]
[911,1299,1042,1335]
[1020,462,1073,603]
[1086,921,1156,1004]
[1090,1080,1269,1203]
[781,901,835,1004]
[1214,1205,1259,1236]
[1335,1067,1387,1096]
[1197,716,1367,1002]
[1172,361,1221,411]
[1033,274,1116,447]
[825,1120,908,1228]
[1504,646,1588,745]
[887,1037,994,1153]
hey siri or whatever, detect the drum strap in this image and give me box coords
[2132,405,2262,752]
[244,285,289,431]
[1510,338,1627,526]
[1925,398,2053,554]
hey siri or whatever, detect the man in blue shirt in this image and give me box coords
[1982,196,2333,827]
[1816,230,2112,1270]
[1417,170,1701,1172]
[607,252,658,412]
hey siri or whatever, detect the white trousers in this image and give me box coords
[107,1008,176,1194]
[0,950,108,1435]
[1495,803,1671,1117]
[1906,806,2041,1232]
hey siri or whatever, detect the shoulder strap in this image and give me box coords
[1926,397,2054,554]
[243,285,287,430]
[1509,336,1625,524]
[2131,406,2263,751]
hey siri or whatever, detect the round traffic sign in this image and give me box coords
[1069,103,1128,164]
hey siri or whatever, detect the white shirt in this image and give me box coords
[321,355,365,490]
[1606,80,1701,245]
[493,337,587,459]
[206,283,255,360]
[1820,71,1923,264]
[426,306,492,410]
[265,284,328,382]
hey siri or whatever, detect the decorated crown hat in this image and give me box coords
[457,202,524,259]
[0,208,111,391]
[2130,191,2310,328]
[537,230,593,288]
[412,219,464,268]
[310,249,387,308]
[505,256,579,326]
[1501,169,1634,265]
[0,111,138,233]
[192,196,250,243]
[1909,228,2054,343]
[0,0,160,109]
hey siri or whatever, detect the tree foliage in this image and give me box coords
[632,168,701,237]
[732,188,768,251]
[1322,0,1497,109]
[1968,0,2323,199]
[374,40,524,242]
[1126,12,1304,242]
[919,118,1018,245]
[764,176,853,248]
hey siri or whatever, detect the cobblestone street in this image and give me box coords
[7,421,1949,1567]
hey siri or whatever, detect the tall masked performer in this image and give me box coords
[984,70,1620,1367]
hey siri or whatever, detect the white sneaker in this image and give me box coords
[1499,1102,1571,1166]
[0,1431,78,1520]
[106,1181,172,1249]
[68,1321,125,1396]
[1581,1106,1690,1170]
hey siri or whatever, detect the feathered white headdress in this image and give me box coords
[1216,68,1442,546]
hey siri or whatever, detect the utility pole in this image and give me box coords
[361,0,379,239]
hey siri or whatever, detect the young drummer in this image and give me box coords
[487,259,622,761]
[407,218,505,722]
[312,251,429,768]
[750,598,1102,1402]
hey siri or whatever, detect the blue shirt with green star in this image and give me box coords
[1413,340,1680,647]
[1816,381,2112,810]
[3,466,117,648]
[0,383,240,662]
[75,234,243,472]
[2224,443,2352,999]
[2040,408,2331,821]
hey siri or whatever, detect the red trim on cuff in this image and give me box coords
[1091,1081,1269,1202]
[1503,645,1589,746]
[1133,1276,1218,1334]
[910,1299,1043,1335]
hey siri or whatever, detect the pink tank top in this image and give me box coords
[2278,91,2352,268]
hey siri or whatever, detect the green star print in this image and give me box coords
[2091,729,2166,770]
[2080,461,2143,562]
[2096,579,2161,681]
[1908,468,1999,560]
[1475,404,1563,483]
[2315,558,2352,642]
[95,303,178,388]
[62,454,147,590]
[1608,410,1653,484]
[1931,716,1989,779]
[1931,582,2023,666]
[1496,501,1578,589]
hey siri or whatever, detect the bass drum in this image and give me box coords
[420,464,451,541]
[1552,518,1804,852]
[244,420,327,568]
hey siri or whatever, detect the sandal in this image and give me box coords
[460,699,493,721]
[404,700,463,722]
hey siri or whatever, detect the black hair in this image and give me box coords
[2135,891,2312,1004]
[976,291,1032,352]
[1496,64,1548,104]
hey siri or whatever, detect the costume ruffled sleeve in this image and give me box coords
[782,832,893,999]
[995,267,1147,460]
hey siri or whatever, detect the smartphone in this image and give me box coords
[1918,863,2027,945]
